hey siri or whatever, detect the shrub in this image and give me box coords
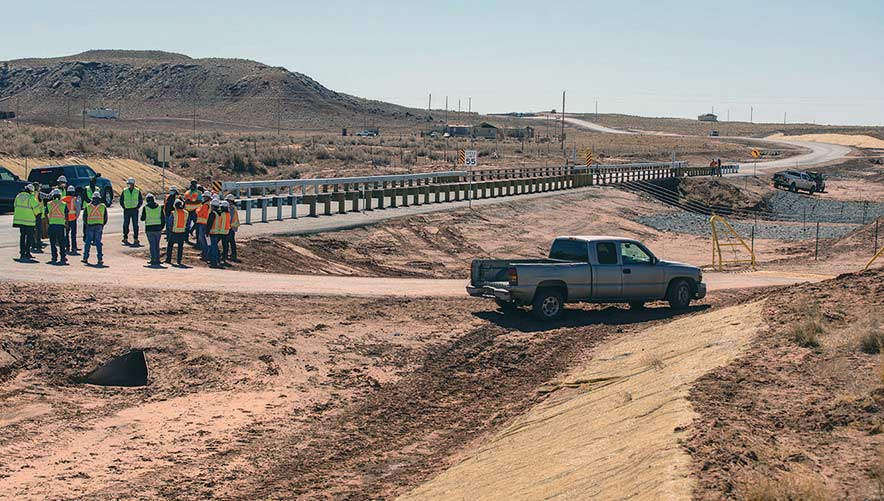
[789,317,824,348]
[859,318,884,354]
[742,472,830,501]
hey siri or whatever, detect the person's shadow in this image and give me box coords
[474,303,710,333]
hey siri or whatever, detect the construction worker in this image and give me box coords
[224,194,241,263]
[82,191,108,266]
[121,177,143,246]
[205,198,229,268]
[141,193,165,267]
[45,189,69,265]
[82,176,99,245]
[163,186,179,238]
[183,179,202,241]
[165,199,188,267]
[32,188,45,254]
[194,192,212,259]
[56,175,67,192]
[63,185,80,255]
[13,184,39,262]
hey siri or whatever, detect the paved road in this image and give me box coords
[560,116,852,175]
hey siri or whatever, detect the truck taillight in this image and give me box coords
[508,267,518,285]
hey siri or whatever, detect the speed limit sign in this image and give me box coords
[464,149,478,167]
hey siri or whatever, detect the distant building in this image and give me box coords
[446,124,472,137]
[698,113,718,122]
[473,122,498,140]
[86,108,119,119]
[505,125,535,140]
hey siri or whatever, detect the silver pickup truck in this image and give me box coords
[467,236,706,321]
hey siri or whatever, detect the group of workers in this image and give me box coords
[12,177,240,269]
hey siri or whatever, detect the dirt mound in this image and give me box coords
[688,269,884,499]
[653,176,770,213]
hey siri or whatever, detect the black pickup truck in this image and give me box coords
[0,166,31,213]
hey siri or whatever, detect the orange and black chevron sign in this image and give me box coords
[458,149,465,165]
[584,149,593,166]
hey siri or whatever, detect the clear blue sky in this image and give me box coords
[4,0,883,125]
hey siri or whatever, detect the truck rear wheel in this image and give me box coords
[532,288,564,321]
[667,279,692,310]
[789,182,797,193]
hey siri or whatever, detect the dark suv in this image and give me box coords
[27,165,114,206]
[0,166,31,212]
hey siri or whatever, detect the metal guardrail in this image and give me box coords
[221,161,739,224]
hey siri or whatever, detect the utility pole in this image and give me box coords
[727,109,730,122]
[595,98,598,118]
[783,112,786,125]
[445,96,448,125]
[561,91,566,151]
[750,106,754,124]
[468,97,471,114]
[82,101,86,129]
[458,99,461,113]
[428,93,431,112]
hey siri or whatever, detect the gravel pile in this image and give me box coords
[766,191,884,224]
[637,212,858,241]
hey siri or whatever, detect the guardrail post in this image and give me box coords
[245,199,252,225]
[290,194,297,218]
[261,197,268,223]
[276,195,283,220]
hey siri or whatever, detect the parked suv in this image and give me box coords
[772,170,817,194]
[0,166,31,212]
[27,165,114,206]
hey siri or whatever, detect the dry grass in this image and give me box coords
[741,471,831,501]
[858,317,884,354]
[788,304,825,349]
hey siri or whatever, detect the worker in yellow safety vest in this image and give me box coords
[12,184,40,261]
[165,199,189,267]
[82,191,108,266]
[120,177,143,246]
[45,189,70,265]
[140,193,166,267]
[31,188,45,254]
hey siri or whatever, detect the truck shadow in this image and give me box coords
[473,304,711,333]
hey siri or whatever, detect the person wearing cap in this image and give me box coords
[140,193,166,267]
[194,192,212,259]
[82,191,108,266]
[45,189,70,265]
[62,185,81,255]
[183,180,202,240]
[56,175,67,192]
[205,198,230,268]
[13,184,40,261]
[165,199,189,266]
[224,194,241,263]
[121,177,143,246]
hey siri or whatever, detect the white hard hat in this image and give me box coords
[50,188,62,197]
[225,194,236,201]
[25,184,34,192]
[203,191,212,198]
[210,198,221,207]
[92,191,102,200]
[145,193,155,200]
[57,175,67,183]
[169,185,179,193]
[127,177,136,184]
[66,185,75,192]
[220,200,229,208]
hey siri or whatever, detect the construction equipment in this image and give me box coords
[710,215,756,271]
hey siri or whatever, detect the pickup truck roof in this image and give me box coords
[556,236,641,244]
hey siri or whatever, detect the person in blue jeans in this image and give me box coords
[82,192,108,266]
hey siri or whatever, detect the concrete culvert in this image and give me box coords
[84,349,148,387]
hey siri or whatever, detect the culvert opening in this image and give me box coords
[84,349,148,387]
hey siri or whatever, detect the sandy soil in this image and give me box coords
[768,133,884,150]
[0,282,752,499]
[403,301,766,500]
[688,269,884,499]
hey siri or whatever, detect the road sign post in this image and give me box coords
[751,148,760,177]
[461,149,478,208]
[158,145,171,192]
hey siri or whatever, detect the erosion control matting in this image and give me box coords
[84,349,148,387]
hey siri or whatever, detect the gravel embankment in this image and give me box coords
[767,191,884,224]
[637,212,858,241]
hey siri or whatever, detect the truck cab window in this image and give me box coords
[621,242,651,264]
[596,242,618,265]
[549,239,588,262]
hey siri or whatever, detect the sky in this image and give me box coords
[3,0,883,125]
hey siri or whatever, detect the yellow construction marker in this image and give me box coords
[865,246,884,270]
